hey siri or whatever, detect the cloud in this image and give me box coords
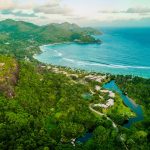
[0,0,44,10]
[0,0,15,10]
[126,7,150,13]
[0,0,72,18]
[0,1,150,27]
[0,0,37,17]
[34,3,72,15]
[98,10,120,14]
[0,9,37,17]
[97,17,150,27]
[99,7,150,14]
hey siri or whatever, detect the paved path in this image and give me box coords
[89,104,118,131]
[89,104,129,150]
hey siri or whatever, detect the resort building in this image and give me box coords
[85,75,106,83]
[109,91,115,98]
[95,85,101,91]
[93,99,114,109]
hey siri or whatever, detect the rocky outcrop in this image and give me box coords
[0,58,19,98]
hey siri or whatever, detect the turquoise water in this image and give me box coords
[103,80,143,128]
[35,27,150,78]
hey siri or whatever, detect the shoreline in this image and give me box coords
[33,42,150,79]
[40,41,73,48]
[39,41,101,50]
[126,96,138,107]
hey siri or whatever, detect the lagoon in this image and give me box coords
[103,80,143,128]
[77,80,143,143]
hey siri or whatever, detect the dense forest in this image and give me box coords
[0,19,149,149]
[0,58,149,150]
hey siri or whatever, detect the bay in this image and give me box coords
[35,27,150,78]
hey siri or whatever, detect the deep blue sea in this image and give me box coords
[35,27,150,78]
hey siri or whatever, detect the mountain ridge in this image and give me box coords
[0,19,102,44]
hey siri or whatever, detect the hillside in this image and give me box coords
[0,19,101,43]
[0,19,149,150]
[0,56,18,97]
[0,19,101,60]
[0,57,149,149]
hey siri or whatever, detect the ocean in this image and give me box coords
[35,27,150,78]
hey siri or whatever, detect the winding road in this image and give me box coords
[89,104,129,150]
[89,104,118,131]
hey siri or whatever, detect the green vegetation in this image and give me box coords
[101,94,135,124]
[0,19,101,60]
[115,75,150,113]
[115,75,150,142]
[0,56,18,98]
[0,61,117,149]
[0,19,149,149]
[0,57,149,149]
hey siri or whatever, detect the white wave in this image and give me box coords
[54,50,63,57]
[89,63,150,69]
[63,58,75,62]
[63,58,88,65]
[62,58,150,69]
[42,42,72,47]
[39,46,46,52]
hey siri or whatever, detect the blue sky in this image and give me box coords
[0,0,150,26]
